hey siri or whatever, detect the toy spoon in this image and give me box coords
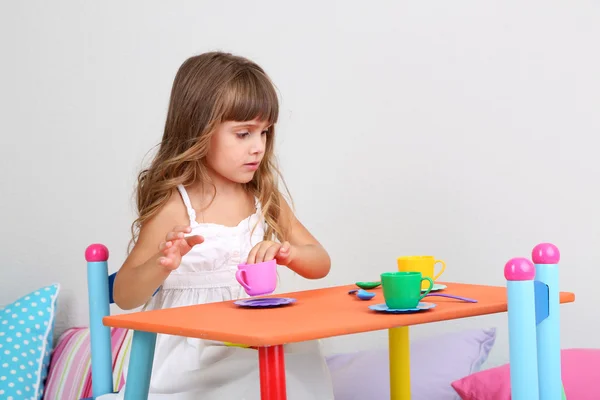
[355,281,381,290]
[424,293,478,303]
[356,289,376,300]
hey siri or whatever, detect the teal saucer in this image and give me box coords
[369,302,436,314]
[422,283,446,292]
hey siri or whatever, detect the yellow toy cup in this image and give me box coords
[397,256,446,290]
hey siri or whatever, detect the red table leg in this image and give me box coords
[258,345,287,400]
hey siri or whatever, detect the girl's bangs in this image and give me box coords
[221,69,279,125]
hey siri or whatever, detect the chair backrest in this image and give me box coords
[504,243,566,400]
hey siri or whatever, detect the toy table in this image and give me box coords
[103,282,575,400]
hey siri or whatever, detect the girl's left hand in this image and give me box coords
[247,240,295,265]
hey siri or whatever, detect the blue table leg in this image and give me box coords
[124,330,157,400]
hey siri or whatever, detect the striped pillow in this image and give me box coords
[43,327,131,400]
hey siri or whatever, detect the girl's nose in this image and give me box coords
[250,136,265,154]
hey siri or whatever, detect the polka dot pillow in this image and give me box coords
[0,284,60,400]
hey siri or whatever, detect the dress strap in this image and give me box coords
[254,196,261,212]
[176,184,198,227]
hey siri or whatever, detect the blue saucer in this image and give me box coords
[369,302,436,314]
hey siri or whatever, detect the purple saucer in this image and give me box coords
[234,297,297,308]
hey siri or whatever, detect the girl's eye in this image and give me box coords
[236,129,269,139]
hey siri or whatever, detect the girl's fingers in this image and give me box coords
[168,241,182,255]
[275,242,293,265]
[279,241,290,254]
[160,240,182,256]
[254,242,273,263]
[263,244,280,262]
[159,241,173,252]
[184,235,204,247]
[172,225,192,233]
[166,231,185,242]
[158,256,172,268]
[165,226,192,242]
[159,249,182,270]
[247,244,259,264]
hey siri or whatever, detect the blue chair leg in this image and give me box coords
[124,330,157,400]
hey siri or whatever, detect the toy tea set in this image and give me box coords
[232,255,476,313]
[354,256,477,314]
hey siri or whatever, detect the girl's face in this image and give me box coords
[205,118,270,184]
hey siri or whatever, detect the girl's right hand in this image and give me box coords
[157,226,204,270]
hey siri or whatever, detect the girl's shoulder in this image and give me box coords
[139,189,190,237]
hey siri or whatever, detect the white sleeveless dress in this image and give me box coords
[108,185,334,400]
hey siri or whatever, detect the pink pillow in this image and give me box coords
[451,348,600,400]
[44,327,130,400]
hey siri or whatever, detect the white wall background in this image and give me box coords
[1,0,598,367]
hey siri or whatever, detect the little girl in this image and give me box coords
[111,51,335,399]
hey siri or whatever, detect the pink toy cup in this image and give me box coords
[236,259,277,296]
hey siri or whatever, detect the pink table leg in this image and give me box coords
[258,345,287,400]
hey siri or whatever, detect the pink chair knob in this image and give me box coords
[504,257,536,281]
[531,243,560,264]
[85,244,109,262]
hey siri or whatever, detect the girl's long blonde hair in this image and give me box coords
[130,52,290,250]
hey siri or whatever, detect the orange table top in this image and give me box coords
[103,282,575,347]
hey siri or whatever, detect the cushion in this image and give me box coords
[0,284,60,400]
[43,326,130,400]
[326,327,497,400]
[451,348,600,400]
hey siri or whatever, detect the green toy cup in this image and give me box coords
[380,271,434,309]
